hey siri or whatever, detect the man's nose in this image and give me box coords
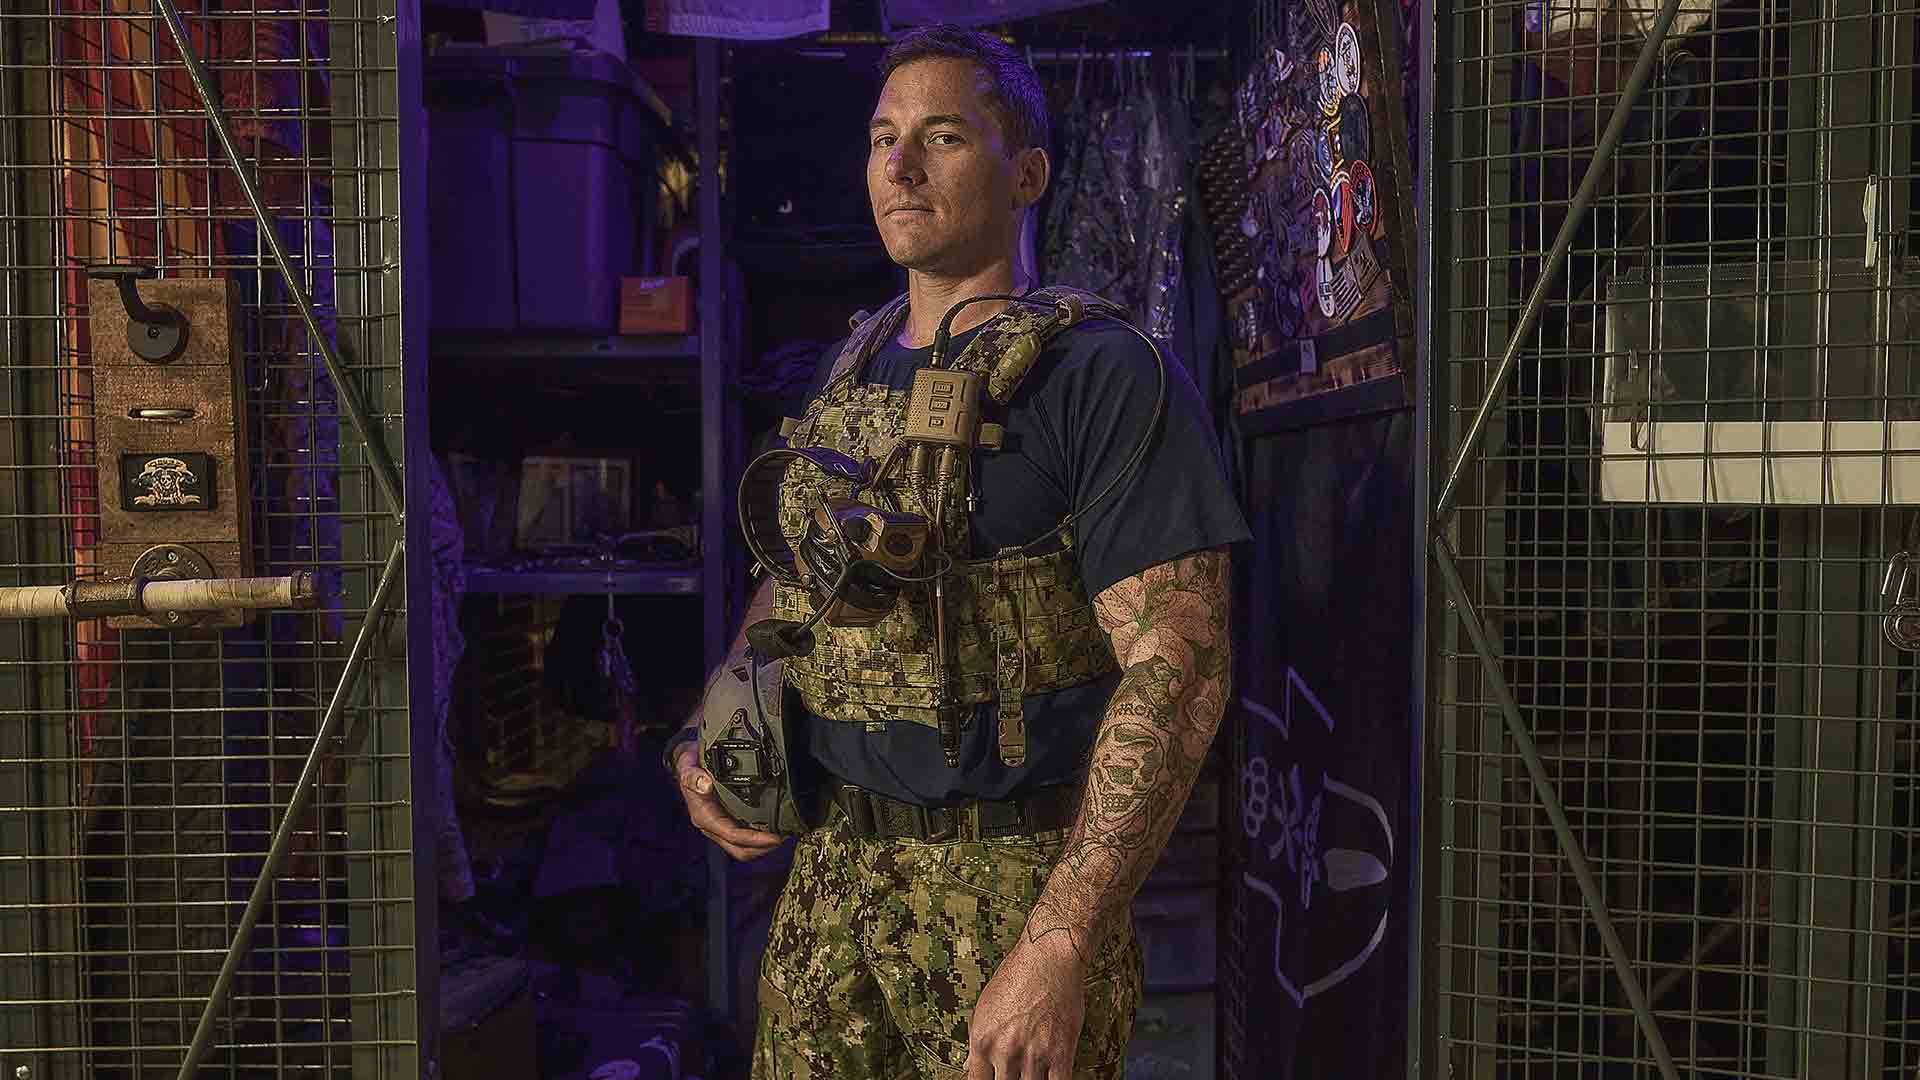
[885,142,923,185]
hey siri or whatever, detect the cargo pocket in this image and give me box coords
[933,838,1133,981]
[936,837,1059,907]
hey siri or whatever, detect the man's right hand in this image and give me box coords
[673,739,787,861]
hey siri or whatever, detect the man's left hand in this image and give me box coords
[965,932,1088,1080]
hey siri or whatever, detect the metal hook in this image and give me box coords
[1882,552,1912,601]
[1883,552,1920,651]
[87,264,189,363]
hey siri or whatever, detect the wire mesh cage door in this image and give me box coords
[0,0,418,1077]
[1427,0,1920,1076]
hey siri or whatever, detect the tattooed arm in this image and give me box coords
[962,548,1232,1077]
[1028,547,1233,961]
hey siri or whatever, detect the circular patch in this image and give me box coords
[1312,188,1333,257]
[1310,129,1335,186]
[1335,23,1363,96]
[1351,159,1377,227]
[1317,257,1338,318]
[1316,48,1341,116]
[1331,171,1355,255]
[1241,204,1261,238]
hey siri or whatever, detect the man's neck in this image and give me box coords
[898,259,1032,349]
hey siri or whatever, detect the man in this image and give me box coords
[669,26,1250,1079]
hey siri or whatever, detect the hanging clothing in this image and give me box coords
[1041,66,1192,351]
[642,0,828,40]
[881,0,1101,27]
[430,0,598,15]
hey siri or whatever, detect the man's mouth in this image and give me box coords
[889,206,933,216]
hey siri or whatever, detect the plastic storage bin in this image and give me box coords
[427,49,657,334]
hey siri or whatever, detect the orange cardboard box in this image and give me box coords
[619,276,692,335]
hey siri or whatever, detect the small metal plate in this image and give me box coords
[127,542,216,630]
[120,452,217,513]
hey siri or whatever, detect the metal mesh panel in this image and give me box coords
[0,1,416,1076]
[1431,0,1920,1076]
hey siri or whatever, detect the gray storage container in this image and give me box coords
[427,49,658,334]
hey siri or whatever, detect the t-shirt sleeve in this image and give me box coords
[800,337,846,405]
[1033,324,1254,599]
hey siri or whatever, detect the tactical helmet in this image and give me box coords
[698,652,809,835]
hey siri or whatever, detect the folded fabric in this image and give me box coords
[430,0,599,18]
[483,0,626,58]
[883,0,1102,26]
[643,0,829,40]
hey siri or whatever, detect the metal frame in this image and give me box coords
[1423,0,1920,1074]
[695,35,733,1027]
[0,1,86,1071]
[0,0,424,1072]
[1407,0,1445,1069]
[1425,0,1693,1075]
[145,0,416,1070]
[395,0,440,1071]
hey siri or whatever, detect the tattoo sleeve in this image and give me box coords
[1024,548,1233,961]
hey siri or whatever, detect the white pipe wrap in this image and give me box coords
[0,573,314,619]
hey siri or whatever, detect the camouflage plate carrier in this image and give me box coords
[773,287,1125,768]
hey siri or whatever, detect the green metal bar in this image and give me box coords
[1432,0,1689,522]
[695,37,732,1027]
[173,540,406,1080]
[1431,534,1680,1080]
[146,0,406,522]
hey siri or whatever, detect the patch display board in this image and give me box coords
[1209,0,1416,430]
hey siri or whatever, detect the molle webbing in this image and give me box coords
[777,286,1124,765]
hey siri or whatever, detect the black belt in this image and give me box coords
[830,782,1079,842]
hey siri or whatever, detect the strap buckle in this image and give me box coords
[841,786,879,836]
[917,806,957,844]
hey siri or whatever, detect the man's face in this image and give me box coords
[867,57,1045,276]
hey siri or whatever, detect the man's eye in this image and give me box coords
[873,135,895,149]
[931,133,961,145]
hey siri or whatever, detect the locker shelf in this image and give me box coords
[432,332,700,363]
[466,566,702,595]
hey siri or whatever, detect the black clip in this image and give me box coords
[87,264,190,363]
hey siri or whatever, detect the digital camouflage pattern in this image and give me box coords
[752,805,1142,1079]
[773,288,1125,764]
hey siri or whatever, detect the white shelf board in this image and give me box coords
[1600,420,1920,505]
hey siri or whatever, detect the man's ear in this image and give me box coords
[1013,145,1051,210]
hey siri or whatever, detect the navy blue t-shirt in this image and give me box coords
[791,316,1252,806]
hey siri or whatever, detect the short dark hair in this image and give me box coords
[878,26,1050,155]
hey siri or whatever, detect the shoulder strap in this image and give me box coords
[949,285,1129,404]
[820,293,911,393]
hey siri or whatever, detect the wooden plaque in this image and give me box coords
[88,276,252,629]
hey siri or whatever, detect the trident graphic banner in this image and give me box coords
[1224,407,1415,1080]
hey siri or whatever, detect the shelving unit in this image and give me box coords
[433,332,700,363]
[424,32,744,1038]
[465,566,701,596]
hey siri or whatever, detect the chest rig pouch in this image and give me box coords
[744,287,1138,769]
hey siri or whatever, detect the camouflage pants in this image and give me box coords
[752,804,1143,1079]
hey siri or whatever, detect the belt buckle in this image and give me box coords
[918,806,957,844]
[974,798,1016,840]
[843,787,879,836]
